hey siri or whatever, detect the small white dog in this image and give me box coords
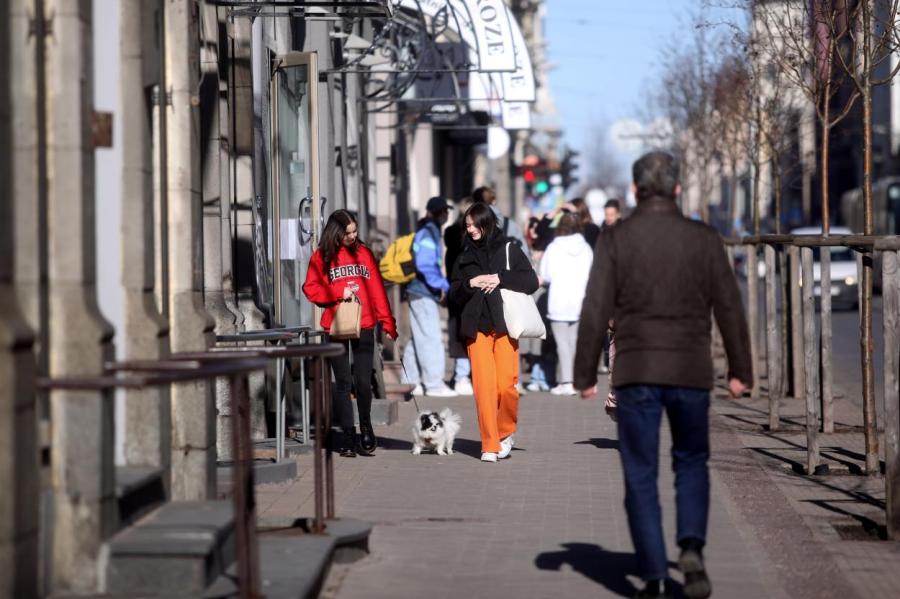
[411,408,461,456]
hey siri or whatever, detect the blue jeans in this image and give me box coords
[402,295,446,390]
[615,384,710,582]
[454,357,471,382]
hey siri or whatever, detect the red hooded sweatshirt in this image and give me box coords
[302,244,398,339]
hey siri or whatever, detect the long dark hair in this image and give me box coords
[319,209,360,270]
[464,202,498,241]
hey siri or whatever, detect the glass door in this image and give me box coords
[271,52,321,328]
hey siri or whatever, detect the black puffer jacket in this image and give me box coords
[449,231,540,341]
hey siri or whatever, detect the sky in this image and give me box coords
[544,0,742,184]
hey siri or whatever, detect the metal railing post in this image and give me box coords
[229,372,260,599]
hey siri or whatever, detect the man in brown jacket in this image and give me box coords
[574,151,752,599]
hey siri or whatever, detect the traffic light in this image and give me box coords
[561,148,580,190]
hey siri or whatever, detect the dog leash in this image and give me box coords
[399,360,421,413]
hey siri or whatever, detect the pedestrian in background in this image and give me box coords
[570,197,602,248]
[602,198,623,230]
[574,152,752,599]
[450,203,539,462]
[445,196,475,395]
[539,212,593,396]
[472,186,527,248]
[303,210,398,457]
[598,197,622,373]
[402,197,458,398]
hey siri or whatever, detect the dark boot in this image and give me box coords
[633,580,673,599]
[679,538,711,599]
[338,429,357,458]
[358,421,377,456]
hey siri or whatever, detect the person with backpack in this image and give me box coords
[444,196,475,395]
[450,202,540,462]
[402,197,458,397]
[302,210,397,457]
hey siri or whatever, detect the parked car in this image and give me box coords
[791,226,858,310]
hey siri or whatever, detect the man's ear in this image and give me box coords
[630,182,637,195]
[674,184,682,197]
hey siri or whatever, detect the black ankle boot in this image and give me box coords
[633,579,673,599]
[338,429,357,458]
[358,421,377,456]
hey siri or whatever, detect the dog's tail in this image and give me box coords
[439,407,461,431]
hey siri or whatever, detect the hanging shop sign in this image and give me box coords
[461,0,516,72]
[393,0,535,128]
[501,101,531,130]
[501,14,536,103]
[395,0,514,73]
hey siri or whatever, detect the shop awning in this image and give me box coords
[210,0,393,18]
[340,0,536,130]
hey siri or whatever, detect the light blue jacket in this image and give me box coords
[405,219,448,300]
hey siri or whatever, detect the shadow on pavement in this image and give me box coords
[534,542,682,598]
[575,437,620,450]
[376,435,485,459]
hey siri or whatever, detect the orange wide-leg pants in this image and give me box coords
[467,331,520,453]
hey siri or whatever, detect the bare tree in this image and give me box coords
[753,0,859,233]
[654,18,728,221]
[828,0,900,475]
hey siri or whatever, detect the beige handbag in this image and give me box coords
[331,295,361,339]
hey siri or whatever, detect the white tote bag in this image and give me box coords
[500,242,547,340]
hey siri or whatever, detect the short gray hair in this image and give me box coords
[632,151,680,201]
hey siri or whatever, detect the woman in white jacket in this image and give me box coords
[539,213,594,396]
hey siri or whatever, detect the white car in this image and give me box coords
[791,226,858,310]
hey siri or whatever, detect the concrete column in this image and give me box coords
[200,4,238,460]
[229,16,266,439]
[0,4,39,596]
[11,0,47,375]
[45,0,117,592]
[166,0,216,500]
[120,0,171,484]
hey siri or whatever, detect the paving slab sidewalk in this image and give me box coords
[256,381,863,599]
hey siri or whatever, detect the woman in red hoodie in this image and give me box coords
[303,210,398,457]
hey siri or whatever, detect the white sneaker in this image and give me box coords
[410,383,424,397]
[498,435,515,459]
[525,381,549,392]
[516,382,527,394]
[551,383,575,396]
[426,384,459,398]
[480,452,498,462]
[454,378,473,395]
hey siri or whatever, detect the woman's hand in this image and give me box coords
[481,274,500,294]
[469,275,488,289]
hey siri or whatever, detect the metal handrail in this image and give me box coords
[39,356,269,599]
[171,343,345,530]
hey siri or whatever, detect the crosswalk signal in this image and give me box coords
[561,148,580,190]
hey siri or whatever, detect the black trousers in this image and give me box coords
[329,328,375,432]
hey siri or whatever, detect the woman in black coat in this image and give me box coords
[450,203,540,462]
